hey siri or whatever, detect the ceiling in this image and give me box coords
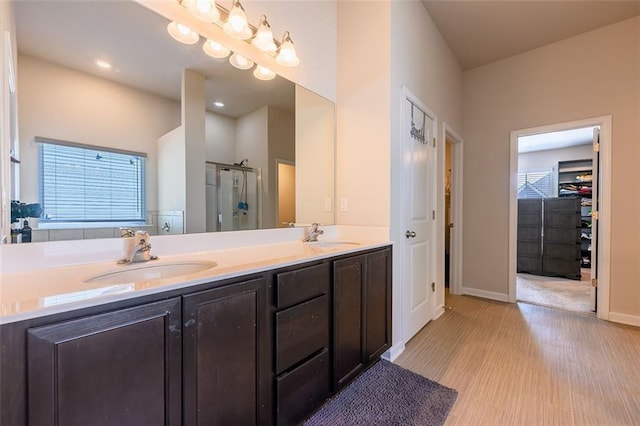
[422,0,640,70]
[518,127,595,153]
[13,0,295,118]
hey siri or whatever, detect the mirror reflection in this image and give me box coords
[6,0,335,243]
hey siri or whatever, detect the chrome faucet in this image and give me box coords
[302,223,324,242]
[118,229,158,264]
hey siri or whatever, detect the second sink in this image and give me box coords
[84,261,218,285]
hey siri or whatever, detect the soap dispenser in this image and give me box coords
[21,219,32,243]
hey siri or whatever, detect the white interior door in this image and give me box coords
[591,128,600,311]
[402,93,437,343]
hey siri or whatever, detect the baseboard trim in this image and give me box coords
[383,342,405,362]
[608,312,640,328]
[434,305,445,320]
[462,287,510,303]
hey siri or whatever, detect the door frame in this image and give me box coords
[442,123,464,296]
[274,158,295,228]
[508,115,612,319]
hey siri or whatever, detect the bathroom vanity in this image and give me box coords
[0,238,391,425]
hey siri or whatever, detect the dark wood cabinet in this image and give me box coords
[183,278,268,426]
[2,245,392,426]
[333,255,366,390]
[364,248,392,363]
[27,298,182,426]
[333,248,392,391]
[273,263,331,425]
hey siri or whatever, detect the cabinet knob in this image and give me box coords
[405,231,416,238]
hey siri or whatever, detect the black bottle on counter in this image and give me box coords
[21,220,32,243]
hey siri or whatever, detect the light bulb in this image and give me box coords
[252,15,276,53]
[253,65,276,81]
[186,0,220,23]
[203,39,230,59]
[223,0,252,40]
[276,32,300,67]
[167,21,199,45]
[229,53,254,70]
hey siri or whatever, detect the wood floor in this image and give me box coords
[395,292,640,425]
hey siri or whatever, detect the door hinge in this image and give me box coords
[432,210,436,220]
[593,142,600,152]
[592,278,598,288]
[433,137,436,148]
[592,211,599,220]
[431,282,435,292]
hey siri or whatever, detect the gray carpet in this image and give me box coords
[304,360,458,426]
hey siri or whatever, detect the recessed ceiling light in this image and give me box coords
[213,101,225,108]
[95,59,112,69]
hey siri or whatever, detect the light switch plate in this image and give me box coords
[340,197,348,212]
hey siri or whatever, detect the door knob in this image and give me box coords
[405,230,416,238]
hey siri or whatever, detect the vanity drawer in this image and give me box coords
[275,295,329,374]
[276,349,330,426]
[275,263,330,308]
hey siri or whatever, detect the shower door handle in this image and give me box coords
[405,230,416,238]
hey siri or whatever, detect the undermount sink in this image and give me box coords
[306,241,360,249]
[84,261,218,285]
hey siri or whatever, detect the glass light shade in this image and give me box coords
[276,32,300,67]
[223,0,252,40]
[185,0,220,23]
[203,39,230,59]
[229,53,254,70]
[251,16,276,53]
[253,65,276,81]
[167,21,199,45]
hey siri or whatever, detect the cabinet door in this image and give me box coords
[333,255,365,391]
[27,298,182,426]
[183,278,267,426]
[364,248,392,363]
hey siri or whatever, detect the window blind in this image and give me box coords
[38,139,146,222]
[517,171,553,199]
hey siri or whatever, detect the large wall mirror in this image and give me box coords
[3,0,335,243]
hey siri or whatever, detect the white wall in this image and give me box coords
[157,126,185,212]
[337,0,464,354]
[390,1,464,328]
[295,85,335,226]
[205,111,235,165]
[236,106,269,227]
[463,17,640,318]
[17,54,181,214]
[336,1,391,228]
[182,69,206,234]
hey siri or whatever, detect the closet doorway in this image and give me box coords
[509,117,612,318]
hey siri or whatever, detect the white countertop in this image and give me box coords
[0,226,391,324]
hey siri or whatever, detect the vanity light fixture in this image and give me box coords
[229,52,254,70]
[95,59,112,69]
[169,0,301,81]
[253,65,276,81]
[276,31,299,67]
[223,0,252,40]
[203,38,230,59]
[185,0,220,23]
[251,15,276,53]
[167,21,199,44]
